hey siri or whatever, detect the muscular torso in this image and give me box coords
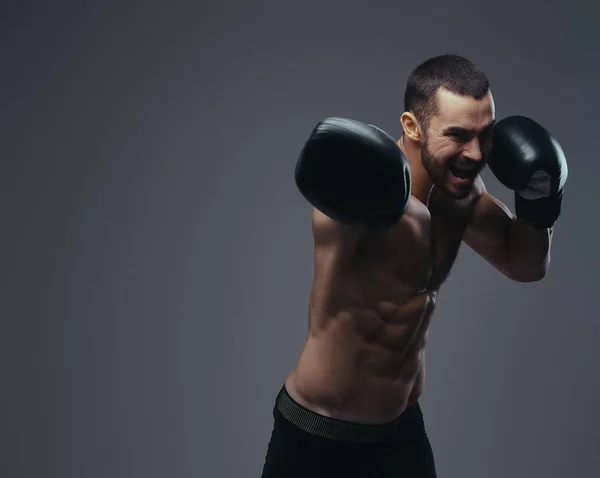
[285,184,480,424]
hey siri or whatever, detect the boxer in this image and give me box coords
[260,54,568,477]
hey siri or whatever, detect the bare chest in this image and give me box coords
[427,198,471,289]
[360,193,474,292]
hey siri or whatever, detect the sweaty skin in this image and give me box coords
[285,180,482,424]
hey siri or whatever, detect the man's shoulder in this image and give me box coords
[460,175,488,222]
[461,175,487,214]
[472,174,487,199]
[311,208,364,245]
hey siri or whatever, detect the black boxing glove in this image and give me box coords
[488,115,568,229]
[295,117,411,229]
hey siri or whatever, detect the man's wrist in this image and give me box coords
[514,189,564,230]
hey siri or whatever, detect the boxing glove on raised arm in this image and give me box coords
[295,117,411,229]
[488,115,568,229]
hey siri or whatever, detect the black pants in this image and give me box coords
[261,386,437,477]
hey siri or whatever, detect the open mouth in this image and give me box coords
[447,163,478,181]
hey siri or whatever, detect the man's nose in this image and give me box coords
[463,138,483,162]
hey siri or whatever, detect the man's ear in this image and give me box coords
[400,112,423,143]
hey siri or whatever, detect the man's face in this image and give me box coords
[420,88,495,198]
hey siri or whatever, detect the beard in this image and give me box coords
[420,136,483,199]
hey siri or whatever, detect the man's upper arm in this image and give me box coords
[463,176,514,276]
[311,207,365,255]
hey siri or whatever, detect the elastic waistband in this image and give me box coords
[275,386,402,443]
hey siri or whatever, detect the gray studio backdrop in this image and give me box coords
[2,1,598,477]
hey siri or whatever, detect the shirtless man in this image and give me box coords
[260,54,568,477]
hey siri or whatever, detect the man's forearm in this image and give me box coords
[506,218,553,282]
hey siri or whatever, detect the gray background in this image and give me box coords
[2,0,598,477]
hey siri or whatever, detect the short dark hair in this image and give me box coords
[404,54,490,129]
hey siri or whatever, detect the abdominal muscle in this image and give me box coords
[285,289,437,425]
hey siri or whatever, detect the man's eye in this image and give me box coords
[480,129,493,140]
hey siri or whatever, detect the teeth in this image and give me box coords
[449,164,474,179]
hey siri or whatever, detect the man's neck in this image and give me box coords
[397,135,434,206]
